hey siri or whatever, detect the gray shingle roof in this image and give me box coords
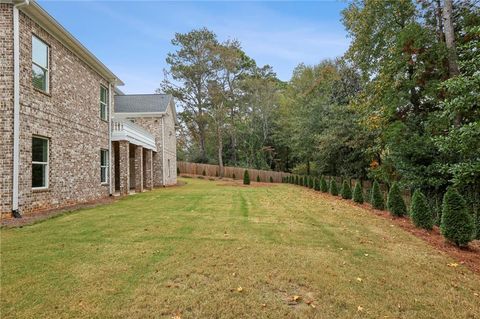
[114,94,172,113]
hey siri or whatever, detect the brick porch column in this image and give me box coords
[135,145,143,193]
[111,141,116,193]
[144,149,153,190]
[118,141,130,195]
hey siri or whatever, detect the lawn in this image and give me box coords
[1,178,479,319]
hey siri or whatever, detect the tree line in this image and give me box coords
[160,0,479,239]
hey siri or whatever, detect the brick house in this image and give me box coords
[0,0,177,218]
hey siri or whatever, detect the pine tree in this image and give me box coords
[371,181,385,210]
[243,170,250,185]
[329,179,338,196]
[320,177,328,192]
[314,178,320,191]
[410,190,433,230]
[440,188,475,247]
[341,180,352,199]
[353,181,364,204]
[387,182,407,217]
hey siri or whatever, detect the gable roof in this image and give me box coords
[114,94,172,113]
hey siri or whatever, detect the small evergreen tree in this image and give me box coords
[371,181,385,210]
[314,178,320,191]
[320,177,328,192]
[243,170,250,185]
[232,173,236,180]
[440,188,475,247]
[410,190,433,230]
[256,175,261,182]
[177,167,180,176]
[202,169,206,176]
[329,179,338,196]
[341,180,352,200]
[309,176,315,188]
[295,175,299,185]
[387,182,407,217]
[300,176,304,186]
[353,181,364,204]
[269,176,274,183]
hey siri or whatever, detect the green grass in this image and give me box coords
[1,178,479,318]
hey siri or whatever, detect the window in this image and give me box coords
[100,149,109,184]
[100,86,108,121]
[32,137,48,189]
[32,36,49,92]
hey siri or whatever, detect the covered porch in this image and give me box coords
[111,119,157,195]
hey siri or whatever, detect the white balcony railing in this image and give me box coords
[111,119,157,151]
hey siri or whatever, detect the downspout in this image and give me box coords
[161,115,166,186]
[108,82,113,196]
[12,0,30,218]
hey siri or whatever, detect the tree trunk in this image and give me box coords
[443,0,460,77]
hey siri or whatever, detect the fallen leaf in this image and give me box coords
[261,303,267,307]
[357,305,364,312]
[474,292,479,297]
[311,304,316,308]
[447,263,458,268]
[356,277,363,282]
[237,287,243,292]
[292,295,301,302]
[364,253,369,257]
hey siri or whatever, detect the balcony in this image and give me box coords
[111,119,157,151]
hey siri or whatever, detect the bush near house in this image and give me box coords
[314,178,320,191]
[243,170,250,185]
[320,177,328,192]
[353,181,364,204]
[387,182,407,217]
[329,179,338,196]
[371,181,384,210]
[341,180,352,200]
[441,188,475,247]
[410,190,433,230]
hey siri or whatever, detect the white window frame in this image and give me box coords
[32,136,49,190]
[100,149,109,184]
[100,85,108,121]
[32,35,49,93]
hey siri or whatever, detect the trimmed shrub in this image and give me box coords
[387,182,407,217]
[269,176,274,183]
[341,180,352,200]
[320,177,328,192]
[202,169,206,176]
[410,190,433,230]
[256,175,261,182]
[371,181,384,210]
[329,179,338,196]
[314,178,320,191]
[440,188,475,247]
[243,170,250,185]
[353,181,364,204]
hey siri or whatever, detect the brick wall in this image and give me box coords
[1,7,114,216]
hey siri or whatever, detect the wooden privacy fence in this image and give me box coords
[177,161,291,183]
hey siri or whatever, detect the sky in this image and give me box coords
[39,0,350,94]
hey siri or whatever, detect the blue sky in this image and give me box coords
[39,1,350,94]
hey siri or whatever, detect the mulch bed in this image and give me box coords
[307,188,480,274]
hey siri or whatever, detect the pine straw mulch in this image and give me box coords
[305,188,480,274]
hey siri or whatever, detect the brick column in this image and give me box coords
[135,145,143,193]
[144,149,153,190]
[118,141,130,195]
[111,142,116,193]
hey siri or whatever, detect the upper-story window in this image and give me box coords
[32,35,49,93]
[100,85,108,121]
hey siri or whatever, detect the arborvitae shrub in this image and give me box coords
[232,173,236,180]
[309,176,315,188]
[295,175,299,185]
[243,170,250,185]
[314,178,320,191]
[371,181,385,210]
[177,167,180,176]
[440,188,475,247]
[320,177,328,192]
[341,180,352,200]
[410,190,433,230]
[353,181,364,204]
[202,169,206,176]
[329,179,338,196]
[269,176,274,183]
[387,182,407,217]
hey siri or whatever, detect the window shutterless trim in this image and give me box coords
[100,148,109,184]
[32,136,49,189]
[32,35,50,93]
[100,85,108,121]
